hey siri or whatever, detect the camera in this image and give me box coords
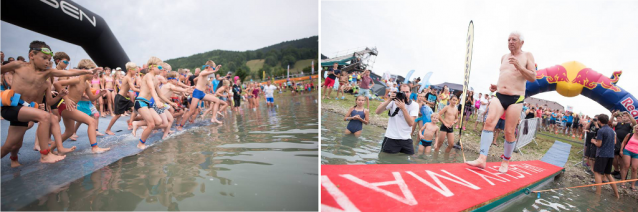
[393,91,409,103]
[593,118,598,121]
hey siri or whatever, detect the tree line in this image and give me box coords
[164,36,318,82]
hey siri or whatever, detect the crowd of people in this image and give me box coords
[324,31,637,197]
[0,40,316,167]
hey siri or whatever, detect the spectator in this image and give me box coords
[357,70,374,108]
[16,56,25,62]
[611,111,637,179]
[590,114,620,198]
[375,84,419,156]
[619,124,638,191]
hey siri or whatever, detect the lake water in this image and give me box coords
[16,92,319,211]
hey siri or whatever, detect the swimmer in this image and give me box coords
[344,96,370,137]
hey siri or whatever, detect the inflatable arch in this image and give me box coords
[1,0,130,70]
[526,61,638,120]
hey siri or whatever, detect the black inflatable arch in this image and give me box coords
[1,0,130,70]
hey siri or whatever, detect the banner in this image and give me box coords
[457,20,474,161]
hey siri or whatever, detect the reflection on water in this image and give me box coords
[321,111,636,211]
[20,93,318,211]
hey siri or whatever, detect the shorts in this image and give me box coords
[77,101,96,116]
[114,94,134,115]
[594,157,613,174]
[220,97,228,101]
[410,93,418,101]
[550,119,556,125]
[358,89,371,98]
[566,122,572,128]
[614,147,621,156]
[496,119,506,130]
[324,77,335,87]
[440,124,454,133]
[1,105,28,127]
[476,109,486,122]
[381,137,414,154]
[266,97,274,103]
[623,149,638,159]
[233,96,241,107]
[495,92,524,110]
[420,140,432,147]
[192,88,206,100]
[153,103,169,114]
[134,97,152,111]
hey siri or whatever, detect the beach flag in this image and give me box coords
[457,20,474,162]
[311,60,314,75]
[287,64,290,79]
[263,70,265,81]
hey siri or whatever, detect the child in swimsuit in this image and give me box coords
[344,96,369,137]
[418,113,440,155]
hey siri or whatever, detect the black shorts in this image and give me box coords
[381,137,414,154]
[495,92,524,110]
[594,157,613,174]
[114,94,134,115]
[1,105,29,127]
[614,147,621,156]
[550,120,556,125]
[566,122,572,128]
[233,96,241,107]
[496,119,506,130]
[440,124,454,133]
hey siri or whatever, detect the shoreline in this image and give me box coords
[322,102,638,199]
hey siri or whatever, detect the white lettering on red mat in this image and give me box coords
[517,163,546,173]
[465,168,510,186]
[321,176,360,212]
[487,166,521,179]
[340,172,418,206]
[405,170,480,197]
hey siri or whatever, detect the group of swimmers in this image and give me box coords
[0,40,290,167]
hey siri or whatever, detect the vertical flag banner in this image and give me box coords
[458,20,474,162]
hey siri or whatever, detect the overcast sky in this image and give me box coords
[1,0,317,68]
[322,0,638,118]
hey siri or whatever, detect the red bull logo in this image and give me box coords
[571,68,621,92]
[537,65,570,83]
[621,97,638,120]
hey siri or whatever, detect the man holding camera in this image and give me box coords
[375,84,419,155]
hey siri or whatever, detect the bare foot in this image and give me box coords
[499,160,510,173]
[10,160,21,168]
[176,126,183,131]
[70,134,78,141]
[96,131,105,136]
[91,146,111,153]
[466,159,486,169]
[217,112,224,118]
[58,146,77,155]
[40,154,66,163]
[132,123,138,137]
[137,143,147,150]
[105,130,115,135]
[162,134,169,139]
[128,123,133,130]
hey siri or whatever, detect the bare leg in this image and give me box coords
[105,114,121,135]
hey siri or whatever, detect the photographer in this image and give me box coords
[375,84,419,155]
[585,115,601,174]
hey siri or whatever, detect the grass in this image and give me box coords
[246,59,265,72]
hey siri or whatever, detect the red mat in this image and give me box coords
[321,160,563,212]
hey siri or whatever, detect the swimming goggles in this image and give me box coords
[149,65,163,70]
[30,47,53,56]
[202,65,216,70]
[62,60,69,64]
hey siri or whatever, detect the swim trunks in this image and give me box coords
[114,94,134,115]
[495,92,524,110]
[134,97,152,111]
[420,139,432,147]
[192,88,206,100]
[1,105,28,127]
[440,124,454,133]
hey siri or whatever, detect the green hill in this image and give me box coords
[164,36,318,82]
